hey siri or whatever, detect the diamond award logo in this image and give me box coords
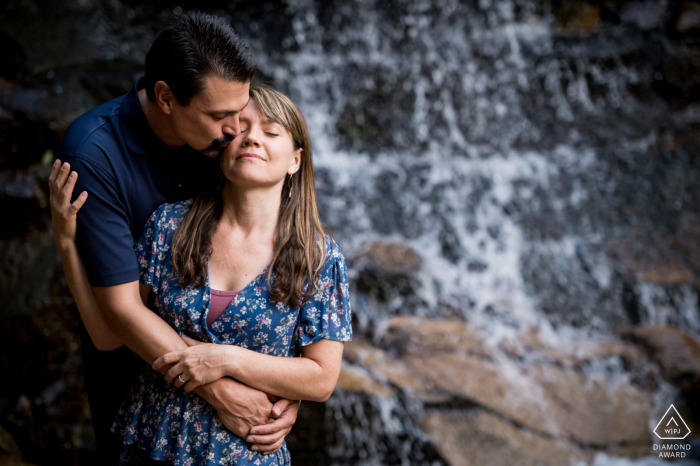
[653,404,691,440]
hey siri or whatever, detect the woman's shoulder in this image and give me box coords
[149,199,194,231]
[321,234,346,266]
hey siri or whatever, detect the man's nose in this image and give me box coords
[223,116,241,137]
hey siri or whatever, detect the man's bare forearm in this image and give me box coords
[94,281,188,365]
[91,282,245,411]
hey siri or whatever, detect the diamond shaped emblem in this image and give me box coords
[653,404,691,440]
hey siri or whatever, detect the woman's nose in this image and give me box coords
[242,134,260,147]
[242,127,261,146]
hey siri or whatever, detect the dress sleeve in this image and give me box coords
[133,204,170,294]
[295,240,353,352]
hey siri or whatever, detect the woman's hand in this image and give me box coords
[48,159,88,250]
[153,335,237,391]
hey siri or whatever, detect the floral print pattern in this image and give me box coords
[112,200,352,465]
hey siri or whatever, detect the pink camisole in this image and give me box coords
[208,288,239,327]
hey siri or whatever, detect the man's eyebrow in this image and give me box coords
[208,96,251,115]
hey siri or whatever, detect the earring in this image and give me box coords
[287,174,293,198]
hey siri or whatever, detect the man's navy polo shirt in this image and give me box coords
[57,77,212,460]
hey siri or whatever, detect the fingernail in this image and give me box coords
[249,429,257,434]
[251,446,258,451]
[53,160,59,166]
[246,436,254,442]
[273,407,281,416]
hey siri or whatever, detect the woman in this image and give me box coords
[49,84,352,465]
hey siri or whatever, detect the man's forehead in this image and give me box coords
[197,76,250,111]
[197,94,250,113]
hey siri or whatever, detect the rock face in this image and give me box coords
[618,324,700,435]
[337,317,699,465]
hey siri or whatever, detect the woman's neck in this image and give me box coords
[219,181,282,237]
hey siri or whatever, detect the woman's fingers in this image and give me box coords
[60,171,77,206]
[183,378,201,392]
[250,432,287,453]
[55,162,71,193]
[48,159,61,194]
[270,398,292,418]
[165,362,185,383]
[249,414,288,436]
[248,428,287,444]
[69,191,88,215]
[173,373,186,387]
[152,352,178,371]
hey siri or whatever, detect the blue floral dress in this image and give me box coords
[111,200,353,465]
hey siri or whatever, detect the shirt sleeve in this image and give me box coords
[133,204,170,294]
[295,240,353,352]
[63,154,139,287]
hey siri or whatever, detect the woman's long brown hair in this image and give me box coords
[170,83,328,307]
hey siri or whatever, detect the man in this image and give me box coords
[51,12,299,464]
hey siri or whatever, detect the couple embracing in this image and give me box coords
[49,11,351,466]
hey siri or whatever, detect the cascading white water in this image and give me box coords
[240,0,700,464]
[256,0,698,343]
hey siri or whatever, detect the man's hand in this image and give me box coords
[247,399,300,455]
[196,379,300,455]
[196,378,273,439]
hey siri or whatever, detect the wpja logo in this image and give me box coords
[652,404,692,459]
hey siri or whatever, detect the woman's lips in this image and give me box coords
[237,153,264,160]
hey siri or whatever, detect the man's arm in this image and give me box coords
[96,281,278,438]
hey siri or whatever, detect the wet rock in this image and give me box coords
[335,70,417,154]
[619,0,667,30]
[555,2,601,34]
[346,321,657,446]
[657,43,700,104]
[407,352,653,445]
[608,226,700,287]
[0,115,58,170]
[617,324,700,391]
[676,0,700,34]
[0,422,23,460]
[530,339,649,372]
[336,363,394,398]
[356,242,422,275]
[352,242,425,320]
[323,388,448,465]
[379,316,491,359]
[422,408,652,466]
[422,409,591,466]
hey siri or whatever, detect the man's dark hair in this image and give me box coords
[144,11,257,105]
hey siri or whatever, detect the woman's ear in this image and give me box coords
[288,148,303,175]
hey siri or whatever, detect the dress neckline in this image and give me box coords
[210,288,240,296]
